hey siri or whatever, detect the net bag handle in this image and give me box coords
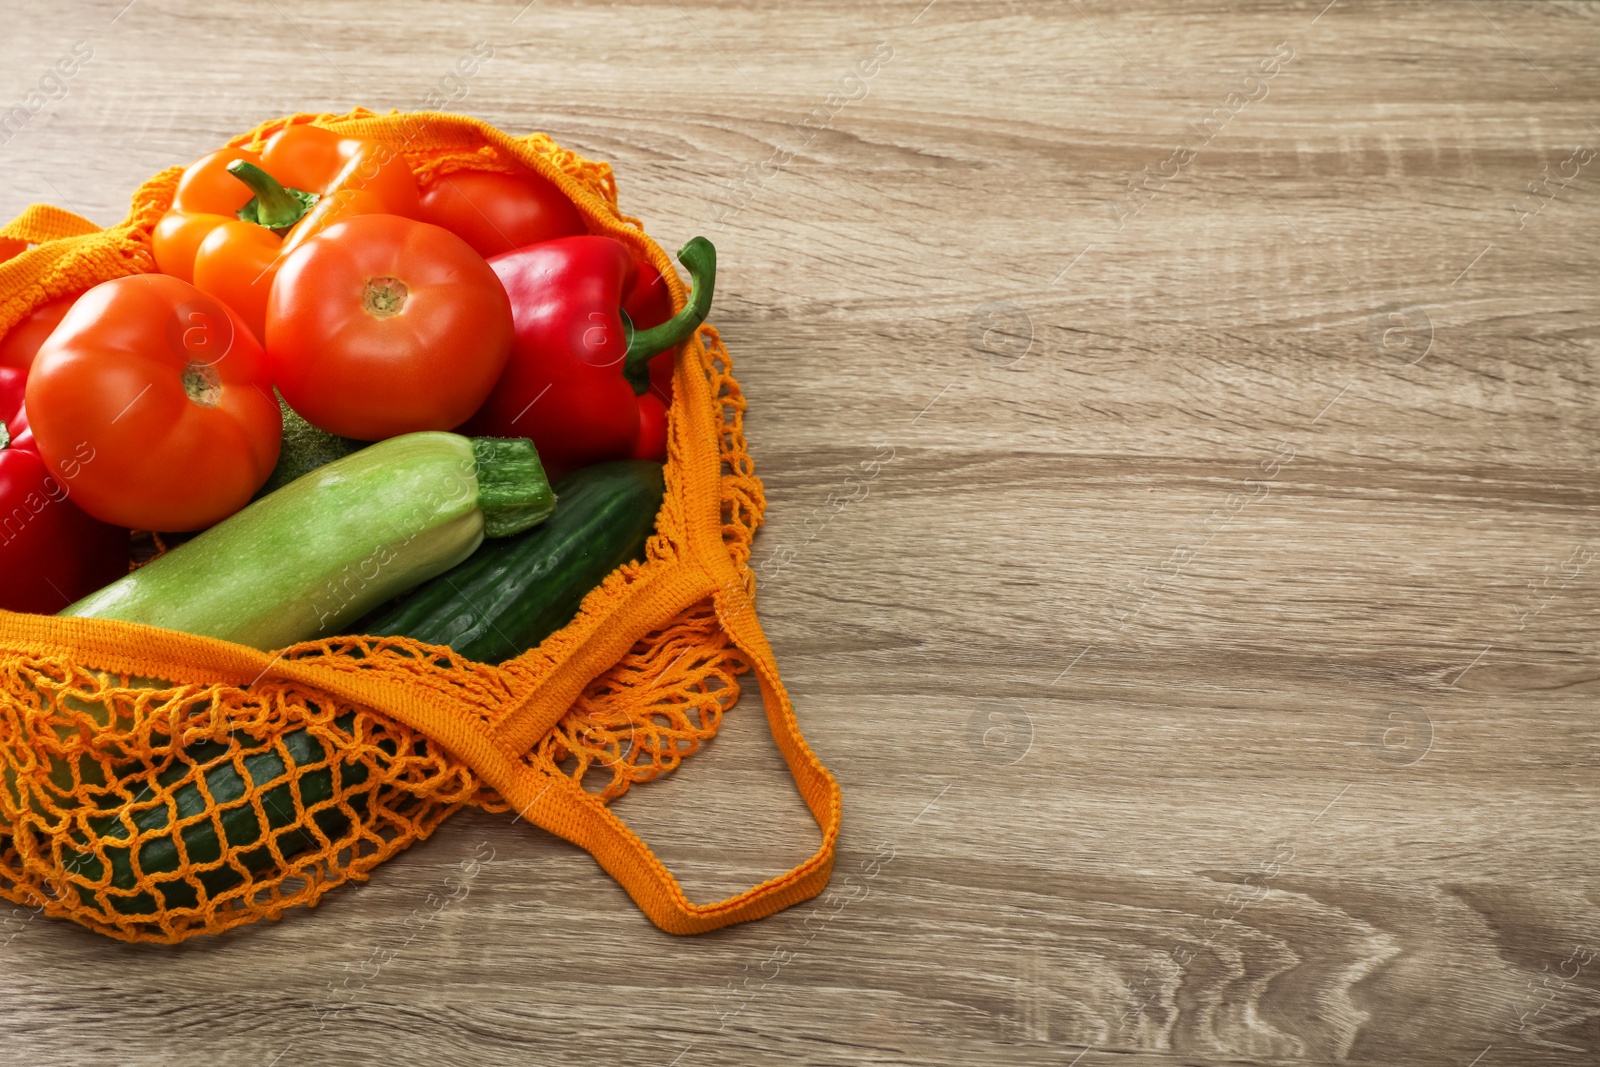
[472,323,842,933]
[500,604,841,933]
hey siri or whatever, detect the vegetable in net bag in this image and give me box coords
[0,109,839,943]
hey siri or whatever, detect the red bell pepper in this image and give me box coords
[624,255,677,400]
[0,366,128,613]
[0,293,78,371]
[623,257,677,462]
[464,236,714,479]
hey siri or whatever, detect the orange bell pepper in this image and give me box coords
[152,124,421,339]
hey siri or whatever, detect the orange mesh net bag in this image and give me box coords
[0,109,840,943]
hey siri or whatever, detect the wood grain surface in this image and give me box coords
[2,1,1598,1064]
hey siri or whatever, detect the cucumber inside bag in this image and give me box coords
[1,680,467,930]
[364,460,667,664]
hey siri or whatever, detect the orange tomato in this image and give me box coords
[26,275,281,531]
[265,215,512,440]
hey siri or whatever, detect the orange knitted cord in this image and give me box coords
[0,110,840,943]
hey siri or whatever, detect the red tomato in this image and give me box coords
[26,275,282,531]
[266,215,514,440]
[417,169,586,259]
[0,294,78,371]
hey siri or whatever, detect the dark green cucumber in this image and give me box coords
[57,714,389,915]
[363,460,666,664]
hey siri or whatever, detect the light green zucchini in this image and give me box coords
[61,432,554,650]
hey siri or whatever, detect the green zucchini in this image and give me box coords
[364,460,665,663]
[61,432,555,651]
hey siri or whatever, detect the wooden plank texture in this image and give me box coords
[1,1,1597,1064]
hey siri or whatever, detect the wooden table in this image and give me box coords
[2,2,1596,1064]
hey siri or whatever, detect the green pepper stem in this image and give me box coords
[227,161,319,231]
[0,419,9,452]
[622,237,716,395]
